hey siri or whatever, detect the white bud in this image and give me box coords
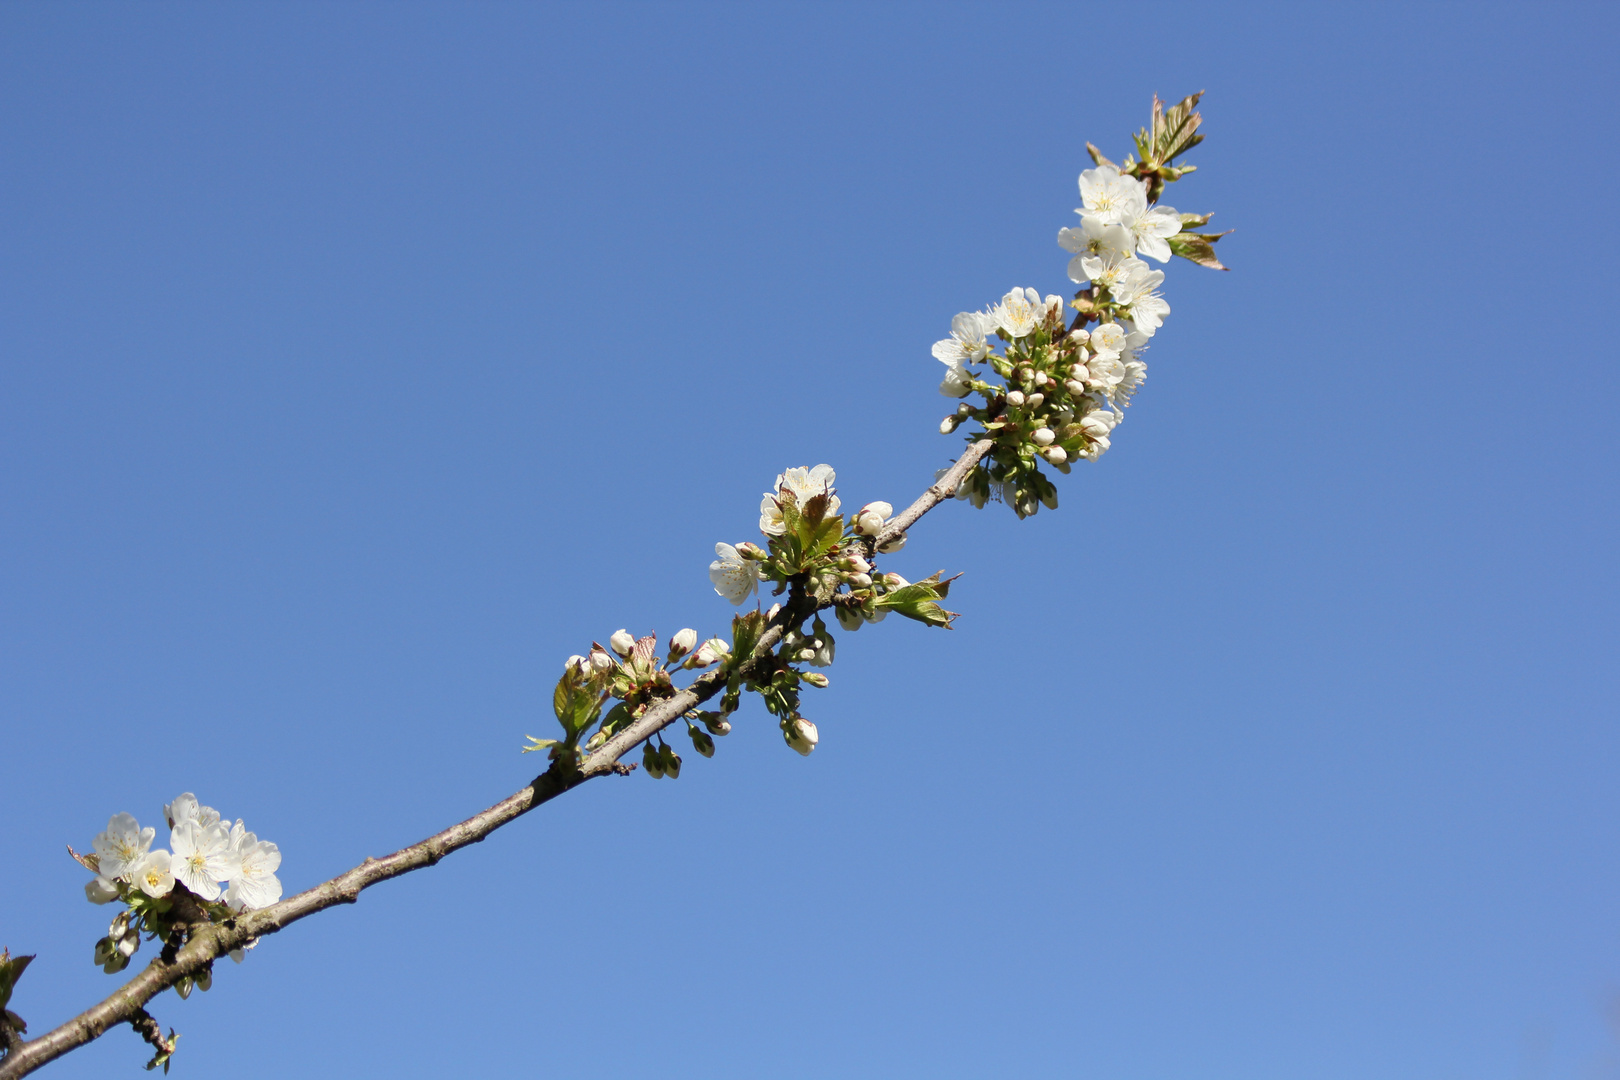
[784,717,819,756]
[854,501,893,536]
[85,877,120,905]
[1065,379,1087,396]
[1068,328,1090,343]
[668,628,698,660]
[1006,390,1026,407]
[589,648,614,672]
[735,541,767,561]
[609,630,634,657]
[705,637,731,658]
[1027,392,1044,408]
[882,573,909,588]
[877,533,906,554]
[766,603,782,620]
[835,605,863,632]
[955,402,971,415]
[1032,427,1055,446]
[848,573,872,588]
[939,415,960,434]
[801,672,829,688]
[841,554,871,574]
[1043,446,1069,465]
[1069,363,1087,379]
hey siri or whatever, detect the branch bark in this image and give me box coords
[0,438,996,1080]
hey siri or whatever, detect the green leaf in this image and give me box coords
[1167,230,1231,271]
[1148,91,1205,165]
[521,736,561,754]
[731,610,764,661]
[874,571,961,629]
[0,949,34,1011]
[1085,142,1117,169]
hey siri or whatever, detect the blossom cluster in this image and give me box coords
[77,794,280,976]
[85,794,282,912]
[929,94,1223,518]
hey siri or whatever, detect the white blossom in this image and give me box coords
[1059,218,1136,284]
[784,717,819,756]
[609,629,635,657]
[759,465,838,536]
[1111,263,1170,335]
[990,287,1042,338]
[1118,201,1183,262]
[225,821,283,912]
[1077,164,1147,226]
[930,311,992,367]
[854,501,892,536]
[130,850,175,898]
[84,876,121,904]
[163,793,220,832]
[1111,360,1148,409]
[1044,446,1069,465]
[92,813,155,881]
[709,543,760,605]
[169,820,240,902]
[938,366,973,398]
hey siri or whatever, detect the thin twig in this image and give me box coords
[0,447,985,1080]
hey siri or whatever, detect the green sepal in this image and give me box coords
[1085,142,1117,169]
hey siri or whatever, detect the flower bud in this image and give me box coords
[641,742,665,779]
[589,647,615,672]
[835,605,863,632]
[847,573,872,588]
[882,573,909,589]
[662,745,682,780]
[783,717,819,756]
[668,628,698,661]
[798,647,817,661]
[609,630,635,658]
[689,724,716,758]
[801,672,829,688]
[877,533,906,554]
[1026,392,1044,408]
[1006,390,1026,407]
[854,501,893,536]
[196,967,213,992]
[1018,367,1035,385]
[940,415,962,434]
[702,712,733,736]
[766,603,782,621]
[840,554,871,574]
[706,637,731,659]
[84,877,119,905]
[1032,427,1055,446]
[955,402,972,415]
[735,541,767,561]
[1068,328,1090,343]
[1065,379,1087,397]
[176,976,194,1000]
[1044,446,1069,465]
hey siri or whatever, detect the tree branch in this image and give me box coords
[0,443,990,1080]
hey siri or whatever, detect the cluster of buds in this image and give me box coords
[529,626,734,773]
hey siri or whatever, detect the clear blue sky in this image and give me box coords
[3,3,1617,1078]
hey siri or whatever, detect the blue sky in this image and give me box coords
[2,3,1617,1078]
